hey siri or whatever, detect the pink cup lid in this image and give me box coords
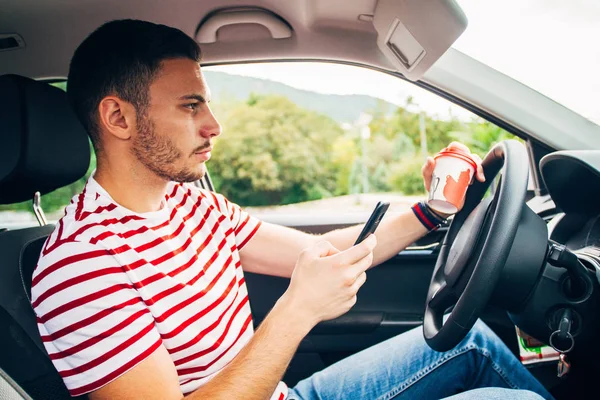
[434,146,478,171]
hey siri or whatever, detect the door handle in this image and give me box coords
[405,242,441,251]
[310,312,383,334]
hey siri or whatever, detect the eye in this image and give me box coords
[184,103,200,111]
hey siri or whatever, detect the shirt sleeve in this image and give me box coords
[31,240,162,397]
[204,190,262,250]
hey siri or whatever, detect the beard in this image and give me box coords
[131,115,207,183]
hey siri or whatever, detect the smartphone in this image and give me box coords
[354,201,390,245]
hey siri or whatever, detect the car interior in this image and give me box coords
[2,1,600,399]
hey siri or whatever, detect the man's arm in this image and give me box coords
[240,209,428,278]
[90,294,309,400]
[90,239,376,400]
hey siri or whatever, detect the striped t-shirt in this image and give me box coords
[32,176,288,399]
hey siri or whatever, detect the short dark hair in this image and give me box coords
[67,19,201,153]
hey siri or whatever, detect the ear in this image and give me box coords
[97,96,136,140]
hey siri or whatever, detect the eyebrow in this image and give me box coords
[178,94,211,103]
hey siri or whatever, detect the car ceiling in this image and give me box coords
[1,0,392,79]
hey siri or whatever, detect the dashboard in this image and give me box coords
[541,151,600,274]
[510,150,600,366]
[541,151,600,217]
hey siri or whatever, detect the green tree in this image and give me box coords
[448,119,518,158]
[365,103,517,196]
[330,136,358,195]
[387,156,426,195]
[209,95,344,206]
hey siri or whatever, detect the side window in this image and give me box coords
[203,62,519,216]
[0,67,520,228]
[0,81,96,229]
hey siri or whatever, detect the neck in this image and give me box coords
[94,157,169,214]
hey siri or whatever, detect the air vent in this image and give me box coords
[0,34,25,52]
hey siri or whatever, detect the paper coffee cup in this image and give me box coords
[427,149,477,214]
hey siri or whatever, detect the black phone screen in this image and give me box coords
[354,201,390,245]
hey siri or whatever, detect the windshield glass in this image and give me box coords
[454,0,600,126]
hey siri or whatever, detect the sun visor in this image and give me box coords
[373,0,467,81]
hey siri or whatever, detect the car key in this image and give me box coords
[557,353,571,378]
[549,309,575,378]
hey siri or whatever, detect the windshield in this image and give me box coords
[454,0,600,126]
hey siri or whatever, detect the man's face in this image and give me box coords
[131,58,221,183]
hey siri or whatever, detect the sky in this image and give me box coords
[207,0,600,125]
[454,0,600,125]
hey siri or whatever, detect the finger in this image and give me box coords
[446,141,470,153]
[345,295,358,310]
[309,240,340,259]
[346,251,374,276]
[331,234,376,267]
[350,272,367,294]
[421,157,435,191]
[471,154,486,182]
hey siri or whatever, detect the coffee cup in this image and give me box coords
[427,147,477,215]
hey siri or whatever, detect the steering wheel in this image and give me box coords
[423,140,530,352]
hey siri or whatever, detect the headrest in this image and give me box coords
[0,75,90,205]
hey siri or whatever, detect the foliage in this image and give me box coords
[330,136,359,195]
[387,156,427,195]
[368,99,461,156]
[448,120,521,158]
[208,94,516,203]
[209,95,343,206]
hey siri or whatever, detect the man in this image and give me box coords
[32,19,552,400]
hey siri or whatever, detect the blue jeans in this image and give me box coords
[288,320,553,400]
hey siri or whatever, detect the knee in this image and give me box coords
[448,388,545,400]
[495,389,545,400]
[519,390,546,400]
[461,319,505,354]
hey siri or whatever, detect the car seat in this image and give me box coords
[0,74,90,399]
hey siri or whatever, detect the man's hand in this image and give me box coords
[421,142,486,214]
[281,235,376,330]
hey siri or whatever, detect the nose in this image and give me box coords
[200,107,222,139]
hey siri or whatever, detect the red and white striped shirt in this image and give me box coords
[32,176,288,399]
